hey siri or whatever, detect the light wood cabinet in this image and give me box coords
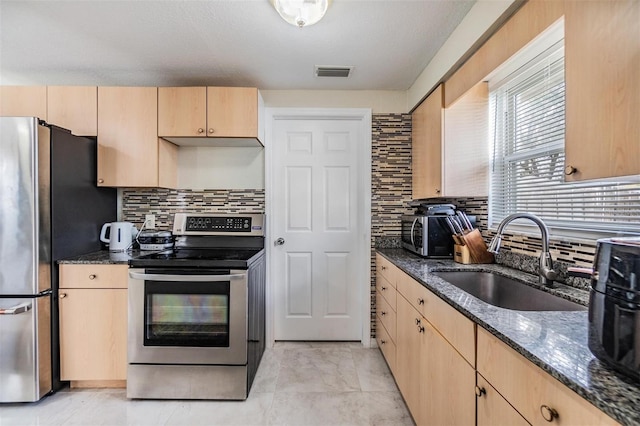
[0,86,47,119]
[395,294,423,421]
[412,84,443,199]
[396,279,475,426]
[420,320,476,426]
[58,264,128,387]
[158,86,264,144]
[564,0,640,181]
[477,374,530,426]
[375,254,398,373]
[442,81,489,197]
[477,327,618,426]
[47,86,97,136]
[97,86,177,187]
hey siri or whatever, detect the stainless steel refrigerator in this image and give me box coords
[0,117,116,402]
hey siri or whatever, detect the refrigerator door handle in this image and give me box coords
[0,302,32,315]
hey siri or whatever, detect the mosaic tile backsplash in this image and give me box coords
[122,189,265,229]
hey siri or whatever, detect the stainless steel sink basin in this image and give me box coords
[433,271,586,311]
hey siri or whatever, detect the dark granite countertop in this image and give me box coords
[377,248,640,426]
[58,250,156,265]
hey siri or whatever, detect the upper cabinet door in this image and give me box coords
[47,86,97,136]
[0,86,47,120]
[157,87,207,137]
[412,84,443,199]
[97,87,159,187]
[207,87,259,138]
[564,0,640,181]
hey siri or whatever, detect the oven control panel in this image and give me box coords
[173,213,265,236]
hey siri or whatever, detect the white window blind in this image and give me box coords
[489,42,640,236]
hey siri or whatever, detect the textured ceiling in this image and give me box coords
[0,0,476,90]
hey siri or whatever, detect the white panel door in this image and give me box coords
[272,118,361,340]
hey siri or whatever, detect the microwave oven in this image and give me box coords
[401,215,454,258]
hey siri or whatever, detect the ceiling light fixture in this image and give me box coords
[270,0,330,28]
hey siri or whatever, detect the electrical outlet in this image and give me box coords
[145,214,156,229]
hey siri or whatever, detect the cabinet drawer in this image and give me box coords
[375,253,396,287]
[59,264,128,289]
[397,269,428,315]
[376,291,396,343]
[376,274,396,311]
[477,328,618,426]
[376,316,396,373]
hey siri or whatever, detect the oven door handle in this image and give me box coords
[129,271,245,282]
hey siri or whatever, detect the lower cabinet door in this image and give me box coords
[420,321,476,426]
[59,288,127,380]
[395,295,423,420]
[477,374,530,426]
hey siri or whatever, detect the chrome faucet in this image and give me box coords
[488,213,558,286]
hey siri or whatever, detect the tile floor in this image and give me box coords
[0,342,413,426]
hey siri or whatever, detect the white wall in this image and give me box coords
[261,90,407,114]
[177,147,265,189]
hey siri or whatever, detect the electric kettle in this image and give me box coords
[100,222,138,252]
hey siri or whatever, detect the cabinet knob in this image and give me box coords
[89,274,96,280]
[197,128,205,134]
[381,265,387,271]
[417,298,424,305]
[475,386,486,397]
[208,128,214,134]
[540,405,559,422]
[417,325,425,333]
[435,188,441,194]
[564,165,577,176]
[59,293,67,299]
[415,318,421,325]
[380,339,386,345]
[381,286,386,291]
[98,178,104,184]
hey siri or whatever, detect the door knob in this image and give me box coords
[275,237,285,246]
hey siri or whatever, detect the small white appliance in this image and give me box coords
[100,222,137,252]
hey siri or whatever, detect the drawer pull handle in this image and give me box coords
[381,311,386,316]
[415,318,421,325]
[59,293,67,299]
[417,325,425,333]
[540,405,559,422]
[89,274,97,280]
[417,298,424,305]
[475,386,486,397]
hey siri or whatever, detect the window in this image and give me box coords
[489,35,640,237]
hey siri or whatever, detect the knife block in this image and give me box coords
[454,244,472,264]
[453,230,495,264]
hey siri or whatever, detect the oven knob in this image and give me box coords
[275,237,285,246]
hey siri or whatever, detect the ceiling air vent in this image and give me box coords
[315,66,353,78]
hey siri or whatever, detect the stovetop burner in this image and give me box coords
[129,248,264,269]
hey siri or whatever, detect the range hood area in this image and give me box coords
[162,136,263,148]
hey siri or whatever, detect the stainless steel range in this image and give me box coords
[127,213,265,400]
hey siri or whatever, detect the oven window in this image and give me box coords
[144,281,231,347]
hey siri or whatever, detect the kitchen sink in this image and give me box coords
[433,271,586,311]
